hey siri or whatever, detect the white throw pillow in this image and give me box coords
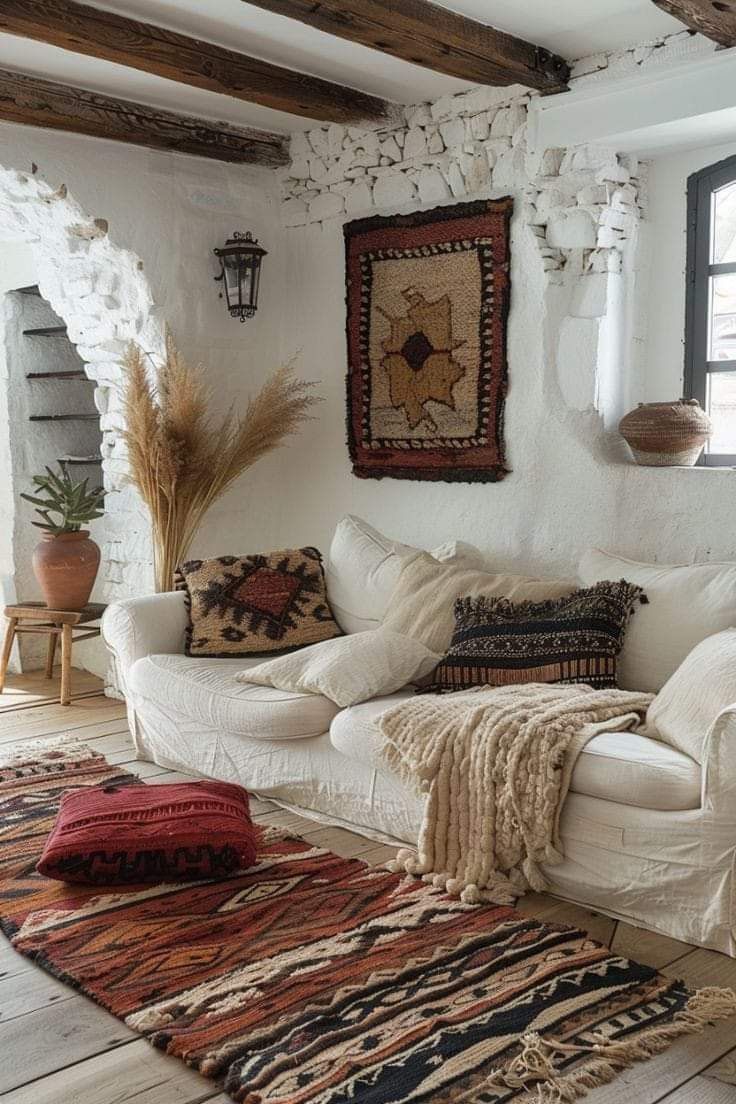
[236,629,441,708]
[647,629,736,764]
[325,515,482,634]
[579,548,736,692]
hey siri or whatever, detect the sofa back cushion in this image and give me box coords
[579,549,736,692]
[647,629,736,763]
[177,547,341,657]
[325,515,483,634]
[382,553,575,654]
[237,629,440,708]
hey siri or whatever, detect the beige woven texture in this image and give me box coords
[380,683,652,903]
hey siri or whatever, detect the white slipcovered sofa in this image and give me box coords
[102,517,736,956]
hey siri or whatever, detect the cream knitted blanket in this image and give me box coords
[379,683,652,905]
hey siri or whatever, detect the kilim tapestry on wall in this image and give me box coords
[345,198,512,482]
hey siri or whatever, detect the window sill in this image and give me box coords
[622,461,736,471]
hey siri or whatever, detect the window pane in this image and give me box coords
[709,271,736,360]
[707,371,736,454]
[712,179,736,263]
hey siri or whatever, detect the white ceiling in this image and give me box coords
[0,0,684,136]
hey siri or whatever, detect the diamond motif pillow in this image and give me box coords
[176,547,341,657]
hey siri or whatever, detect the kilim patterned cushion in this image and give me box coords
[429,580,645,691]
[177,547,341,657]
[36,780,257,884]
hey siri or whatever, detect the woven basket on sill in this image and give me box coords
[619,399,712,466]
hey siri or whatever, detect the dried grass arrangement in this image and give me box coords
[122,336,317,592]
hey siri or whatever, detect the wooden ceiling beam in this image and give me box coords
[241,0,570,93]
[651,0,736,46]
[0,69,289,165]
[0,0,392,125]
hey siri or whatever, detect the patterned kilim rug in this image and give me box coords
[1,739,735,1104]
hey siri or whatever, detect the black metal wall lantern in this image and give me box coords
[213,231,267,322]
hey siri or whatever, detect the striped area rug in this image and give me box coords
[1,738,734,1103]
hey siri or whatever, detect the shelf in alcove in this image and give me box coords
[58,454,102,466]
[23,325,68,337]
[16,284,41,297]
[29,414,99,422]
[26,370,87,380]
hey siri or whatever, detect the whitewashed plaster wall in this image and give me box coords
[0,124,292,675]
[643,139,736,401]
[273,77,736,575]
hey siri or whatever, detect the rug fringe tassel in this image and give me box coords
[477,987,736,1103]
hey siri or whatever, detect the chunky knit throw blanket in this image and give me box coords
[380,683,652,904]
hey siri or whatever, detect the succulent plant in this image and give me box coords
[21,465,105,536]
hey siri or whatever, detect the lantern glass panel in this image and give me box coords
[251,263,261,313]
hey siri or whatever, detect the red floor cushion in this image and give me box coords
[37,779,258,884]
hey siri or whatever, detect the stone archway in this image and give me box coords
[0,164,162,606]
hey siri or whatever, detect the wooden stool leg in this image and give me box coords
[45,632,57,678]
[60,623,72,706]
[0,617,18,694]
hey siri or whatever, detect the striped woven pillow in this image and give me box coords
[428,580,645,692]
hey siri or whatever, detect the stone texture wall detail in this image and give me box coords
[277,85,643,278]
[0,165,162,603]
[527,145,642,278]
[279,84,531,228]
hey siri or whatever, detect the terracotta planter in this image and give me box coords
[32,530,100,611]
[619,399,712,466]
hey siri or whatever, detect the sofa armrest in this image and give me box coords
[102,592,187,694]
[701,705,736,825]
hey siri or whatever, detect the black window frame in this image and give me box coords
[685,152,736,466]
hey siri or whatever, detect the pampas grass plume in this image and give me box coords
[122,336,317,590]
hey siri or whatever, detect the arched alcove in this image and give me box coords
[0,164,162,680]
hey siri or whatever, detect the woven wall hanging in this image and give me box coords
[344,198,512,483]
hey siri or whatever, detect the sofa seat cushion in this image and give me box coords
[330,695,701,812]
[129,654,339,740]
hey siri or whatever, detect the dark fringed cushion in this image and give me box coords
[36,780,258,885]
[429,579,645,692]
[176,547,341,657]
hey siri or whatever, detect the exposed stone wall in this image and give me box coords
[279,85,531,228]
[529,146,641,267]
[0,165,162,607]
[277,88,642,268]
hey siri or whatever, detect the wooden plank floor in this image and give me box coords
[0,667,103,712]
[1,671,735,1103]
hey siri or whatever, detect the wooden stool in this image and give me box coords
[0,602,107,706]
